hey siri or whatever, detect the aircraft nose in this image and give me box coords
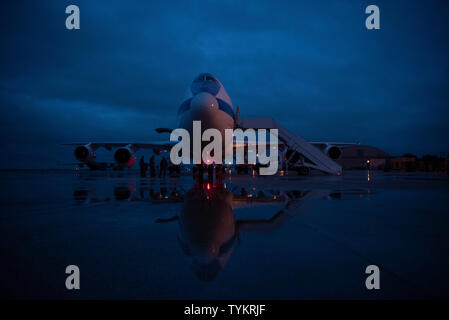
[190,92,218,114]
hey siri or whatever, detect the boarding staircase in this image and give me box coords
[238,117,342,175]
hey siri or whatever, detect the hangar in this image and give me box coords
[335,145,390,170]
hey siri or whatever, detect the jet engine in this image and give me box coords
[74,144,95,162]
[114,146,136,167]
[324,145,342,160]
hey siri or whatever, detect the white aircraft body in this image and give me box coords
[66,73,351,175]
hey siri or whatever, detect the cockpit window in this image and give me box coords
[206,75,217,82]
[194,74,217,82]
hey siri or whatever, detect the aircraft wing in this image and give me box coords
[64,140,283,151]
[63,141,176,151]
[310,142,360,147]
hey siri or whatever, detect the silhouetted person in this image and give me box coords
[207,164,214,184]
[139,156,148,177]
[160,187,167,197]
[159,156,168,178]
[168,164,180,177]
[198,164,204,185]
[254,162,260,175]
[192,165,198,180]
[149,155,156,177]
[216,164,223,185]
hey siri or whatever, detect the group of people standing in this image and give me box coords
[139,155,168,178]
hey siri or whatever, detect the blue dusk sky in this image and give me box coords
[1,0,449,168]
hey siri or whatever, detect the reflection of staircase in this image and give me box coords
[239,117,342,175]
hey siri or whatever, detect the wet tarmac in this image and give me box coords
[0,170,448,299]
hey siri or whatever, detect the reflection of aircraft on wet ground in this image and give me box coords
[155,184,374,281]
[72,179,371,281]
[72,178,372,205]
[65,73,359,175]
[155,184,296,281]
[154,183,369,281]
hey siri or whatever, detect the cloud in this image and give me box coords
[0,0,448,165]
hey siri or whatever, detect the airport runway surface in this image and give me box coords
[1,170,448,299]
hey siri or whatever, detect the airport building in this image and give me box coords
[336,145,448,173]
[335,145,390,170]
[390,155,448,172]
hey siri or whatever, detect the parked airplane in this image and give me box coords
[66,73,351,175]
